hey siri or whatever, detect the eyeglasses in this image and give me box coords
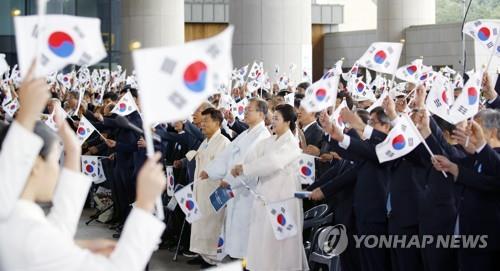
[368,119,381,126]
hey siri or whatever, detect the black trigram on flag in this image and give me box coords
[168,92,187,109]
[458,105,468,115]
[206,44,220,59]
[433,99,442,107]
[161,57,177,75]
[385,150,395,157]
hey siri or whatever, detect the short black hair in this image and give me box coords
[201,107,224,126]
[121,86,138,99]
[370,107,391,126]
[337,91,354,110]
[275,104,297,132]
[276,90,290,97]
[297,82,311,90]
[355,109,370,124]
[103,92,118,102]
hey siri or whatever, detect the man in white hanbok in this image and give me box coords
[189,108,230,266]
[232,104,309,271]
[201,98,271,259]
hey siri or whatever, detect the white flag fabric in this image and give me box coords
[40,113,57,131]
[14,15,107,78]
[57,72,74,90]
[265,200,298,240]
[395,59,425,84]
[278,75,290,90]
[232,64,248,81]
[298,153,315,185]
[111,91,139,116]
[285,92,295,106]
[330,100,348,131]
[133,26,233,124]
[166,165,175,197]
[301,60,342,112]
[0,54,9,77]
[76,116,96,145]
[174,184,203,224]
[453,73,464,89]
[447,70,483,124]
[358,42,403,75]
[81,155,106,184]
[375,115,423,163]
[425,73,454,122]
[2,98,19,118]
[342,61,360,81]
[248,61,263,79]
[463,19,500,56]
[246,79,261,93]
[231,98,248,120]
[367,90,389,113]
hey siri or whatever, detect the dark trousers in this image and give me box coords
[357,222,391,271]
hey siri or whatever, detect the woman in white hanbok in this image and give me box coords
[232,104,309,271]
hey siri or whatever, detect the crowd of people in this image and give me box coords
[1,58,500,271]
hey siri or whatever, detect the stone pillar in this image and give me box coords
[229,0,312,83]
[121,0,184,70]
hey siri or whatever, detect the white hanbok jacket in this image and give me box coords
[0,121,43,220]
[204,121,270,258]
[190,129,230,258]
[0,169,165,271]
[242,129,309,271]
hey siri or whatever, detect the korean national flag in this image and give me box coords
[2,98,20,118]
[358,42,403,75]
[301,59,343,113]
[166,165,175,197]
[76,116,97,145]
[231,98,248,120]
[111,91,139,116]
[298,153,315,185]
[448,70,483,124]
[133,26,234,125]
[330,100,348,131]
[425,73,454,123]
[174,184,203,224]
[266,200,298,240]
[14,15,107,78]
[81,155,106,184]
[375,115,422,163]
[463,20,500,56]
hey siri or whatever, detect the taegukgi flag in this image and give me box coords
[14,15,107,78]
[133,26,234,125]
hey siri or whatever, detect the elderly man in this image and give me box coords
[200,98,271,259]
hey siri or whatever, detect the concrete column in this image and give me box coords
[229,0,312,84]
[121,0,184,70]
[377,0,435,42]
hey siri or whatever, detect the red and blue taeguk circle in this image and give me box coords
[277,214,287,226]
[468,87,478,105]
[315,88,327,101]
[441,90,449,105]
[48,31,75,58]
[477,27,491,41]
[356,82,365,93]
[77,127,86,136]
[406,65,417,75]
[185,200,195,211]
[301,166,312,176]
[85,164,94,173]
[183,61,208,92]
[374,50,387,64]
[392,134,406,150]
[118,103,127,112]
[217,237,224,248]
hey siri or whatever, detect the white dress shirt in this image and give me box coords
[0,121,43,220]
[0,169,165,271]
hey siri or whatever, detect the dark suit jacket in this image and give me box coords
[303,122,324,148]
[228,118,249,137]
